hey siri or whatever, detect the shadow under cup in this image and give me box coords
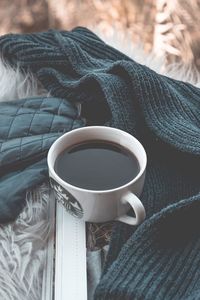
[47,126,147,225]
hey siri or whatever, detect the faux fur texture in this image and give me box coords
[0,184,53,300]
[0,58,46,103]
[0,30,199,300]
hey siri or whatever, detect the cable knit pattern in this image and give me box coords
[0,27,200,299]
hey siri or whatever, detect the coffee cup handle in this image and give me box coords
[115,192,146,225]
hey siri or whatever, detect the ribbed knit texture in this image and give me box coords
[0,27,199,299]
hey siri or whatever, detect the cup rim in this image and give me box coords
[47,126,147,194]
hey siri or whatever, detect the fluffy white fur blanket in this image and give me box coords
[0,32,199,299]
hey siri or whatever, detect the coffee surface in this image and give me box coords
[54,141,140,190]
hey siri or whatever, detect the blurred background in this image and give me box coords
[0,0,155,55]
[0,0,200,70]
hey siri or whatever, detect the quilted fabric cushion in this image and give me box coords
[0,97,84,222]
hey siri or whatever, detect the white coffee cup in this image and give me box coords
[47,126,147,225]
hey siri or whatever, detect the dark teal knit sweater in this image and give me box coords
[0,27,200,299]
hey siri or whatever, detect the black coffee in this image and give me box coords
[54,140,140,191]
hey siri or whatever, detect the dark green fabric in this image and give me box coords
[0,27,200,299]
[0,97,84,222]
